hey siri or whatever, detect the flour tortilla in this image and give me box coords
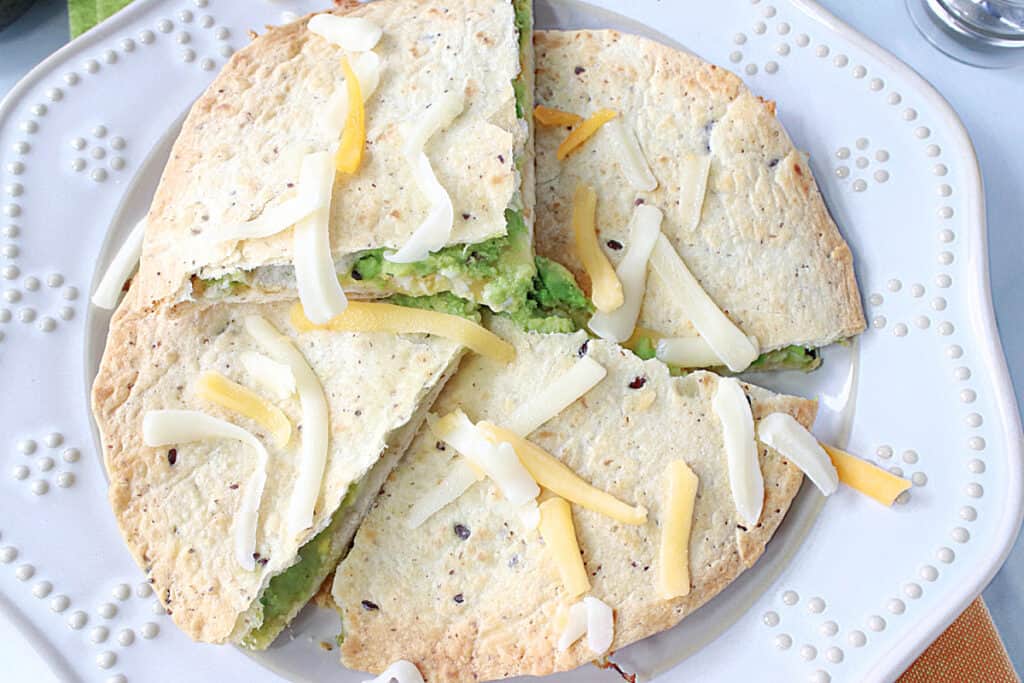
[136,0,530,307]
[534,30,865,352]
[334,318,813,681]
[91,289,463,643]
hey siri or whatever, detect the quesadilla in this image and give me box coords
[332,319,815,681]
[533,30,865,371]
[135,0,537,316]
[91,287,464,647]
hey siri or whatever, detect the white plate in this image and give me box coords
[0,1,1020,682]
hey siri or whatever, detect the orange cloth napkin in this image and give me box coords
[900,598,1019,682]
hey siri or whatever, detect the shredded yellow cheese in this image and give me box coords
[557,108,618,160]
[195,371,292,448]
[538,497,591,598]
[335,57,366,174]
[821,443,911,506]
[657,460,699,599]
[290,301,514,363]
[572,184,623,313]
[534,104,583,128]
[477,423,647,525]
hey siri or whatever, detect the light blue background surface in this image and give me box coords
[1,0,1021,678]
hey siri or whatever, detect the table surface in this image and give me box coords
[1,0,1021,679]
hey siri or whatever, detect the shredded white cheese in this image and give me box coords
[656,334,759,370]
[321,51,382,142]
[405,460,483,529]
[757,413,839,495]
[712,377,763,526]
[431,411,539,507]
[386,91,466,263]
[362,660,424,683]
[584,597,615,655]
[142,410,268,571]
[244,316,330,537]
[504,356,607,437]
[240,351,296,400]
[588,204,663,342]
[649,233,759,372]
[518,499,540,530]
[557,601,588,652]
[92,218,146,310]
[293,151,347,324]
[678,154,711,233]
[308,14,383,52]
[607,118,657,191]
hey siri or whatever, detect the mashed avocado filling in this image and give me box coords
[623,330,823,374]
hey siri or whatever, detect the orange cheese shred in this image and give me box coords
[335,57,366,174]
[821,443,911,506]
[557,108,618,160]
[572,184,624,313]
[534,104,583,128]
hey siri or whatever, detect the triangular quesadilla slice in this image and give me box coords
[333,319,813,681]
[91,289,464,646]
[534,30,865,371]
[136,0,537,317]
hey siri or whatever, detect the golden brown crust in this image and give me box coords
[534,30,865,350]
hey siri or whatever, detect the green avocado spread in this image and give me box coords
[622,330,822,374]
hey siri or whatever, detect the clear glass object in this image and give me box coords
[906,0,1024,68]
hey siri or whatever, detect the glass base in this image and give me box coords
[906,0,1024,68]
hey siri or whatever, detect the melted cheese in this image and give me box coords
[244,316,329,537]
[503,355,607,437]
[822,443,911,506]
[557,601,588,652]
[322,51,382,141]
[405,460,484,529]
[572,184,623,313]
[607,118,657,191]
[538,497,590,598]
[195,371,292,448]
[431,411,539,506]
[292,151,348,324]
[477,423,647,525]
[584,597,614,655]
[678,154,711,233]
[335,57,366,174]
[657,460,699,599]
[142,410,268,571]
[290,301,515,363]
[534,104,583,128]
[308,14,382,52]
[713,377,763,526]
[240,351,296,400]
[362,660,424,683]
[557,108,618,160]
[649,234,759,372]
[757,413,839,495]
[386,91,466,263]
[588,204,663,342]
[655,334,759,370]
[92,217,145,310]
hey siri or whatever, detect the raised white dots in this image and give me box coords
[729,51,742,63]
[113,584,131,601]
[867,615,886,631]
[734,33,747,44]
[141,622,159,639]
[157,18,173,33]
[200,15,215,28]
[107,675,126,683]
[937,547,955,563]
[31,104,46,116]
[91,626,109,643]
[2,266,17,280]
[856,137,869,150]
[932,297,948,311]
[178,9,193,22]
[869,293,883,306]
[800,644,817,660]
[182,48,196,63]
[775,633,792,650]
[56,472,75,488]
[4,289,21,304]
[848,630,867,647]
[960,506,978,522]
[796,33,810,47]
[903,108,918,121]
[765,62,779,74]
[938,252,954,266]
[947,344,963,359]
[110,157,126,171]
[887,278,902,292]
[762,5,776,16]
[68,611,88,629]
[904,583,923,599]
[820,620,838,637]
[120,38,135,52]
[37,456,54,472]
[874,170,889,183]
[936,274,952,288]
[98,602,118,619]
[7,161,24,174]
[96,651,116,670]
[889,466,904,477]
[16,564,34,580]
[0,547,16,563]
[876,445,893,459]
[836,166,850,179]
[32,581,52,598]
[893,323,908,337]
[777,43,790,56]
[72,158,86,172]
[872,315,886,329]
[118,629,135,646]
[833,54,849,68]
[939,207,954,220]
[887,598,906,615]
[91,147,106,160]
[30,480,48,495]
[888,92,902,105]
[763,610,779,627]
[5,183,23,197]
[19,308,36,323]
[966,413,982,427]
[103,50,117,64]
[870,77,884,91]
[754,21,767,34]
[852,179,867,192]
[816,45,830,57]
[961,389,976,403]
[912,472,927,487]
[939,321,955,336]
[84,59,100,74]
[177,31,191,44]
[920,565,939,581]
[151,600,166,615]
[915,126,931,139]
[902,450,918,464]
[92,169,108,183]
[825,646,844,663]
[939,229,955,244]
[856,156,869,169]
[966,482,984,498]
[139,29,155,43]
[745,63,758,76]
[895,490,911,505]
[782,590,799,606]
[19,121,38,134]
[914,315,930,329]
[951,527,970,543]
[12,465,28,480]
[811,671,830,683]
[968,459,985,474]
[63,447,80,462]
[970,437,987,452]
[201,58,216,71]
[50,595,69,612]
[1,243,16,258]
[933,163,948,176]
[808,597,826,614]
[3,204,20,218]
[136,582,153,598]
[852,65,866,78]
[0,308,9,323]
[215,27,230,40]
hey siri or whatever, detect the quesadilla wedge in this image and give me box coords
[91,288,464,647]
[135,0,537,316]
[333,319,814,681]
[534,30,865,372]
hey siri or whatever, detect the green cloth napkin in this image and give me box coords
[69,0,133,38]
